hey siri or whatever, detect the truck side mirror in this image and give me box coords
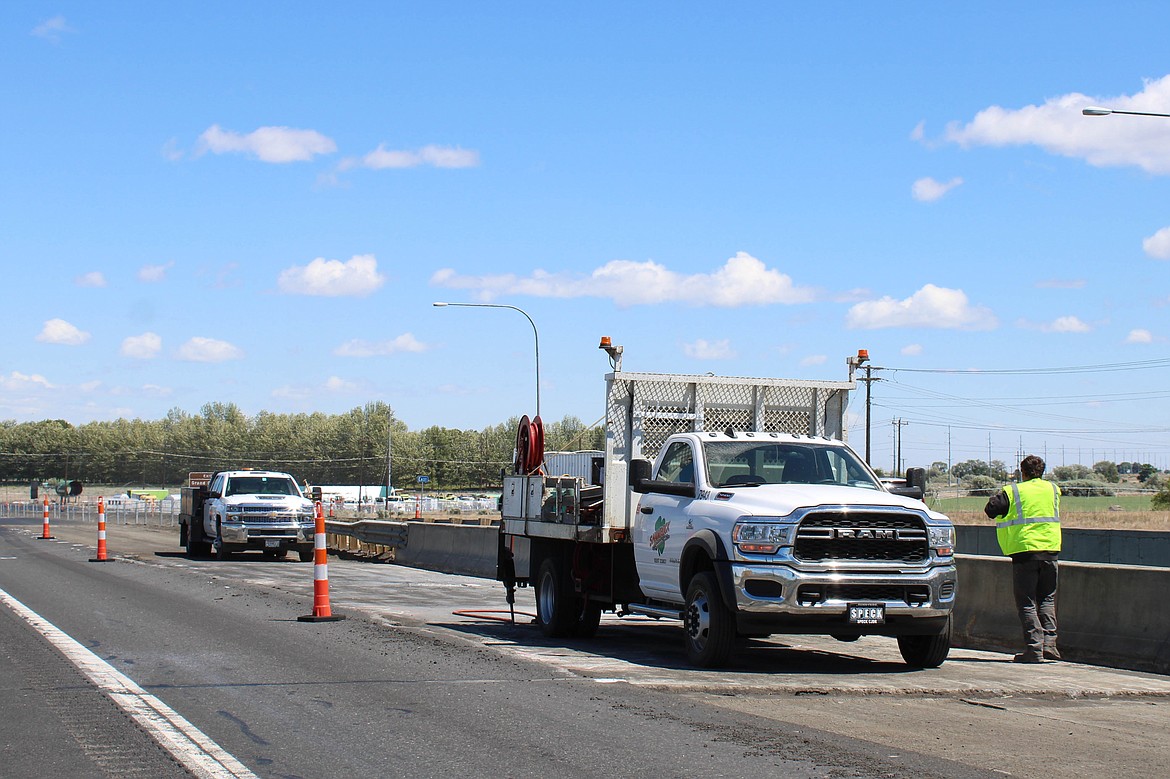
[889,467,926,500]
[629,459,653,492]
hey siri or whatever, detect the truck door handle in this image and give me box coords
[640,506,654,514]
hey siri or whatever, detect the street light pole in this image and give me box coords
[433,301,541,418]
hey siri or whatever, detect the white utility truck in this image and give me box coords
[179,470,317,561]
[497,340,957,668]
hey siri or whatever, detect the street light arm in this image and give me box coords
[432,301,541,418]
[1083,105,1170,118]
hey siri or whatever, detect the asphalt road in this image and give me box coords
[2,515,1168,778]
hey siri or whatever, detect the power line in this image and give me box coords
[883,357,1170,376]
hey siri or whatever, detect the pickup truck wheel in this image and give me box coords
[535,558,576,638]
[898,616,952,668]
[684,571,734,668]
[185,521,206,558]
[298,548,314,562]
[214,521,233,561]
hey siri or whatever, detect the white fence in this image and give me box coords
[0,500,180,528]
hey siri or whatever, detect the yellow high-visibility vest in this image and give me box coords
[996,477,1062,555]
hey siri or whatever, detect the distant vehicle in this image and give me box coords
[179,470,316,561]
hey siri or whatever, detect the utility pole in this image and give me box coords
[847,349,878,465]
[892,418,909,477]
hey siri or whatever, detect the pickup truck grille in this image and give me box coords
[237,506,304,524]
[793,511,928,563]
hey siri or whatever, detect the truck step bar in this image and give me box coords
[626,603,683,621]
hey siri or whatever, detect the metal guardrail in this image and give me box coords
[324,519,408,548]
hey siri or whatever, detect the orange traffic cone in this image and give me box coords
[298,501,344,622]
[89,496,109,562]
[38,496,55,540]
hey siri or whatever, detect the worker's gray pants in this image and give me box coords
[1012,556,1058,657]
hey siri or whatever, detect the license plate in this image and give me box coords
[848,603,885,624]
[264,539,282,548]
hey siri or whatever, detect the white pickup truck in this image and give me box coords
[498,341,957,668]
[179,470,316,561]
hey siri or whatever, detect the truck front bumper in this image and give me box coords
[726,561,956,634]
[219,522,315,547]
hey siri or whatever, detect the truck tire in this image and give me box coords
[684,571,735,668]
[298,547,314,563]
[534,557,577,638]
[897,616,952,668]
[185,520,206,558]
[214,520,233,561]
[571,601,602,639]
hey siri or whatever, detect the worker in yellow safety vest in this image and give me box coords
[983,454,1062,663]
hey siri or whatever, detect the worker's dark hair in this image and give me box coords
[1020,455,1045,480]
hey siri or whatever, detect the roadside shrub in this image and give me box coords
[1057,479,1115,497]
[1152,485,1170,510]
[963,475,1000,497]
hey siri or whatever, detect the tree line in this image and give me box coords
[0,402,605,492]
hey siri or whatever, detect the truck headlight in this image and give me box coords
[928,525,955,556]
[732,521,793,555]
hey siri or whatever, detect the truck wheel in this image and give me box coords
[898,616,952,668]
[298,548,314,563]
[684,571,734,668]
[185,521,205,558]
[534,558,576,638]
[214,521,232,561]
[571,601,602,639]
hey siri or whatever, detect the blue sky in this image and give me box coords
[4,3,1170,472]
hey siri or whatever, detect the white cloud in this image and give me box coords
[352,143,481,170]
[845,284,997,330]
[177,337,243,362]
[196,124,337,163]
[31,15,74,42]
[36,318,90,345]
[1042,315,1091,333]
[799,354,827,367]
[0,371,54,390]
[1142,226,1170,259]
[121,332,162,359]
[334,333,428,357]
[901,344,923,356]
[139,262,174,282]
[909,121,926,142]
[278,254,385,297]
[1036,278,1086,289]
[943,75,1170,174]
[324,376,362,392]
[75,271,106,288]
[911,176,963,202]
[141,384,173,396]
[1126,328,1154,344]
[683,339,735,359]
[431,252,816,308]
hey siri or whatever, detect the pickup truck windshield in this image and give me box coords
[225,477,300,497]
[703,441,880,490]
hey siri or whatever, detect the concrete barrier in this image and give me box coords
[395,522,499,578]
[953,555,1170,675]
[322,520,1170,675]
[956,525,1170,567]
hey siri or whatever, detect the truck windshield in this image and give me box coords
[225,477,299,497]
[702,441,880,490]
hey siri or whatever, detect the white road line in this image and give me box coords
[0,587,258,779]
